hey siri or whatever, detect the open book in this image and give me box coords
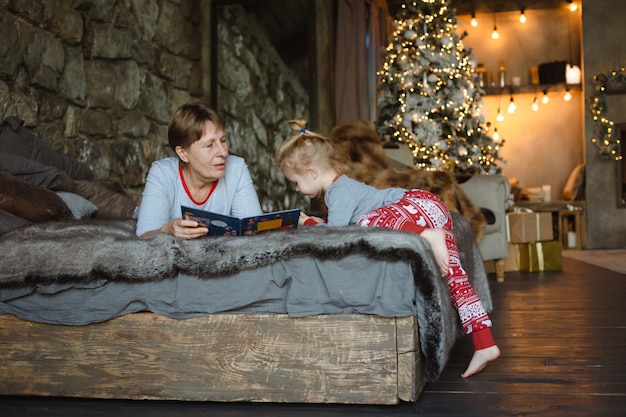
[181,206,300,236]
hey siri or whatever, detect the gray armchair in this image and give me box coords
[458,174,511,282]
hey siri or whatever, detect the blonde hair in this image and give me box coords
[275,117,349,174]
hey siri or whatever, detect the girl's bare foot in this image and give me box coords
[421,228,450,276]
[461,345,500,378]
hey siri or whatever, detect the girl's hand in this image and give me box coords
[298,212,312,226]
[299,212,325,226]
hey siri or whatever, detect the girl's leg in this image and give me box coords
[358,189,499,376]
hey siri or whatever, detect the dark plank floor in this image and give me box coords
[1,257,625,416]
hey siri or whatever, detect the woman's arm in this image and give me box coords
[136,160,208,239]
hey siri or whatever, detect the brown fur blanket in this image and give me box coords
[329,120,487,241]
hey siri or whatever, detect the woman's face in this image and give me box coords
[180,121,228,184]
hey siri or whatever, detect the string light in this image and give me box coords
[519,9,527,23]
[507,96,516,114]
[493,128,500,142]
[590,67,624,160]
[564,87,572,101]
[542,90,549,104]
[491,13,499,39]
[471,13,478,27]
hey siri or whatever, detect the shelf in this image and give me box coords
[481,83,582,96]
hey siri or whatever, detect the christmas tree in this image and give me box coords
[376,0,504,175]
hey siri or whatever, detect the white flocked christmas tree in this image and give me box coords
[376,0,504,175]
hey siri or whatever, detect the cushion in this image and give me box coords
[0,152,73,191]
[562,163,585,200]
[73,180,137,219]
[0,209,32,235]
[56,192,99,219]
[0,117,94,180]
[0,171,74,222]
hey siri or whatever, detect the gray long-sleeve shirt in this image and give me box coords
[135,155,262,236]
[323,175,406,226]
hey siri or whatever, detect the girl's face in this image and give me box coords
[283,167,322,199]
[177,121,228,183]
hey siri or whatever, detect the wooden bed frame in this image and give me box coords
[0,312,425,404]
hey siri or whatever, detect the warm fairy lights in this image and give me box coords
[376,0,503,174]
[590,67,625,160]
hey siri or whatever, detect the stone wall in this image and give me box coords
[0,0,309,212]
[217,4,309,212]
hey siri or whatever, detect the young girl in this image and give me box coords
[275,118,500,378]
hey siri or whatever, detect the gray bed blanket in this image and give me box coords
[0,213,491,381]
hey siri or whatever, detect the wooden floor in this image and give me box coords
[1,257,625,416]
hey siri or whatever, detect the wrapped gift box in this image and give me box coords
[484,243,523,273]
[506,210,553,243]
[518,240,562,272]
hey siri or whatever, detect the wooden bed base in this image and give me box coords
[0,313,425,404]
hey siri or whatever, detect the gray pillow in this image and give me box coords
[56,192,99,219]
[0,152,72,190]
[0,209,31,235]
[0,117,93,180]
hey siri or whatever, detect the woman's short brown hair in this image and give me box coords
[167,103,225,151]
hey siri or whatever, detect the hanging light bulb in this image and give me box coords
[542,90,549,104]
[532,97,539,111]
[568,1,578,12]
[564,87,572,101]
[497,108,504,122]
[519,9,527,23]
[493,128,500,142]
[471,13,478,27]
[492,13,499,39]
[507,96,516,114]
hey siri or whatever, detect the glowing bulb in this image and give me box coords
[519,10,526,23]
[471,14,478,27]
[568,1,578,12]
[507,97,516,114]
[496,109,504,122]
[564,88,572,101]
[532,97,539,111]
[492,26,499,39]
[542,90,549,104]
[493,128,500,141]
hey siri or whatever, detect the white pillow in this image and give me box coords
[56,192,99,219]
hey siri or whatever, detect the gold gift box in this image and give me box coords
[518,240,562,272]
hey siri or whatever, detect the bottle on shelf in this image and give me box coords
[498,60,506,88]
[476,63,487,88]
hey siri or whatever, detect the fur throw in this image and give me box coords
[0,215,491,381]
[329,120,487,241]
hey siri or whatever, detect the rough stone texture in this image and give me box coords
[218,5,309,212]
[0,1,308,211]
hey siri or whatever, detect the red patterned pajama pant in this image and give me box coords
[357,189,494,349]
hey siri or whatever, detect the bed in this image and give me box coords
[0,213,492,405]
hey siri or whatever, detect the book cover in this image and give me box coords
[181,205,300,236]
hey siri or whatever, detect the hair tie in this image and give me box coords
[300,127,306,133]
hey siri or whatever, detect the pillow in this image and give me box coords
[0,209,32,235]
[0,171,74,222]
[73,179,137,219]
[56,191,99,219]
[562,163,585,201]
[0,117,94,180]
[0,152,73,191]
